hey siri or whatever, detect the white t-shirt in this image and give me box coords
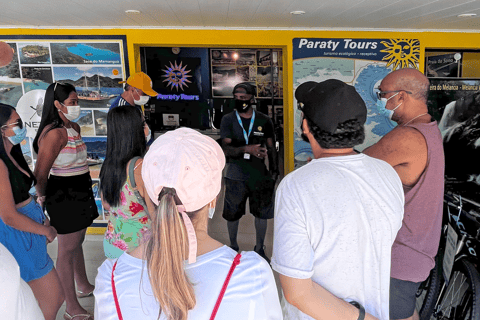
[271,154,404,320]
[94,245,282,320]
[0,243,44,320]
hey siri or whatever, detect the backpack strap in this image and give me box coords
[128,156,147,209]
[209,253,242,320]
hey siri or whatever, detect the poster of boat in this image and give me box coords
[52,66,123,108]
[18,43,51,64]
[50,42,121,65]
[0,37,128,225]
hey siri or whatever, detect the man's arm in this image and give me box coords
[221,138,267,159]
[280,275,378,320]
[363,126,427,186]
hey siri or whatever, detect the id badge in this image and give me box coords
[244,153,250,160]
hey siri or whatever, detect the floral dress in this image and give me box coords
[103,175,151,259]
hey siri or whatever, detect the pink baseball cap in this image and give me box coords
[142,128,226,212]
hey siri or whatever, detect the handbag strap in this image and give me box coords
[111,260,123,320]
[128,156,148,209]
[210,253,242,320]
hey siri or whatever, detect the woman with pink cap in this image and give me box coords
[94,127,282,320]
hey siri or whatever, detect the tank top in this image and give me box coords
[391,121,445,282]
[51,127,89,177]
[104,174,151,254]
[0,154,33,204]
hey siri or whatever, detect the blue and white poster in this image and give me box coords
[292,38,420,168]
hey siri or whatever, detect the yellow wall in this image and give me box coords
[3,28,480,173]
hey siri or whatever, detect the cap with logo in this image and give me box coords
[119,72,158,97]
[295,79,367,133]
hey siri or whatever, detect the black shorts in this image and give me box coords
[45,172,99,234]
[222,176,275,221]
[390,277,422,319]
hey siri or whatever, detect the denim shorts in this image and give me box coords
[0,198,54,282]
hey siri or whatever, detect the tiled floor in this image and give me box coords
[47,180,281,320]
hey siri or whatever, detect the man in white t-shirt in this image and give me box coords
[271,79,404,320]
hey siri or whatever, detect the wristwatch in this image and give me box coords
[349,301,365,320]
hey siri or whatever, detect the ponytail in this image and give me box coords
[146,188,196,320]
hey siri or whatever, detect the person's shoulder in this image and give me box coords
[255,111,272,122]
[237,251,273,276]
[97,257,115,279]
[43,126,66,141]
[222,111,236,121]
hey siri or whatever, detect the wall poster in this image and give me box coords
[0,36,129,227]
[210,48,283,99]
[425,49,480,202]
[292,38,420,168]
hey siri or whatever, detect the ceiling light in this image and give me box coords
[457,13,477,18]
[125,9,141,14]
[290,11,306,15]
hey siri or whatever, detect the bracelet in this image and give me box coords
[349,301,365,320]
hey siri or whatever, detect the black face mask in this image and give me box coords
[234,100,252,112]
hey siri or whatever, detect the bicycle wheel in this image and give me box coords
[434,259,480,320]
[416,250,444,320]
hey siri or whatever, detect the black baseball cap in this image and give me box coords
[233,82,256,96]
[295,79,367,133]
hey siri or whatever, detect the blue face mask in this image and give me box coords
[7,125,27,145]
[375,92,401,120]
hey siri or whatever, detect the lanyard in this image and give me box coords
[235,110,255,145]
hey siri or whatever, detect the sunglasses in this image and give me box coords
[1,119,23,130]
[375,90,412,100]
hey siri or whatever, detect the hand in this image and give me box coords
[43,215,51,227]
[245,144,268,159]
[45,226,57,244]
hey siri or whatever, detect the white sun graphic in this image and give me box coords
[161,61,192,92]
[380,39,420,70]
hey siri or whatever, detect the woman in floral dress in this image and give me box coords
[99,106,154,259]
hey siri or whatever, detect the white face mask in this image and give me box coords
[61,103,81,121]
[208,206,215,219]
[133,90,150,106]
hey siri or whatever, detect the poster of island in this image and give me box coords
[210,48,283,99]
[0,36,128,225]
[292,38,420,168]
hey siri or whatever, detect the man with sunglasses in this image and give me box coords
[364,68,445,320]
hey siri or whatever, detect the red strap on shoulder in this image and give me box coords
[210,253,242,320]
[111,260,124,320]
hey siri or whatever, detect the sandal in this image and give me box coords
[64,312,93,320]
[76,288,94,298]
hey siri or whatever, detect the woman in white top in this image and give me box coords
[94,128,282,320]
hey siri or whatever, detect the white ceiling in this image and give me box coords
[1,0,480,31]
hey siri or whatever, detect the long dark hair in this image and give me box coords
[99,106,146,206]
[33,82,76,154]
[0,103,36,184]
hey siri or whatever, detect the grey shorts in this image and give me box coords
[390,277,422,319]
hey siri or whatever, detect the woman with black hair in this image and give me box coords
[99,105,154,259]
[0,103,64,320]
[33,83,98,320]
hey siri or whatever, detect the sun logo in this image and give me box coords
[162,61,192,92]
[380,39,420,70]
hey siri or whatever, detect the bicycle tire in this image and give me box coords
[416,250,444,320]
[434,259,480,320]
